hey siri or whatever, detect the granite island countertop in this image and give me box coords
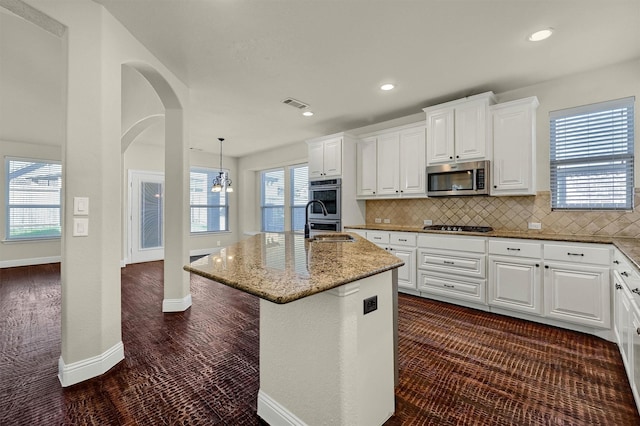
[184,232,404,304]
[345,224,640,271]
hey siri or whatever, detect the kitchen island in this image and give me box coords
[185,232,404,426]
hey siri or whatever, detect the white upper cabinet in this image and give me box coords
[356,123,426,199]
[307,136,342,179]
[424,92,496,166]
[376,132,401,195]
[356,137,377,196]
[398,126,426,195]
[490,96,539,196]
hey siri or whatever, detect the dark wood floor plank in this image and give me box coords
[1,261,638,425]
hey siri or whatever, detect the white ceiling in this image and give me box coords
[3,1,640,157]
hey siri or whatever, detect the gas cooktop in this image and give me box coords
[423,225,494,233]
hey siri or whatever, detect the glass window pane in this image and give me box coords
[141,181,163,249]
[262,206,284,232]
[7,159,62,239]
[190,167,229,233]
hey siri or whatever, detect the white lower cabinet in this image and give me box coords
[417,234,487,306]
[488,239,542,315]
[366,231,417,292]
[542,242,611,329]
[543,262,610,328]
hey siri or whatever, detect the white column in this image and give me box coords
[162,107,191,311]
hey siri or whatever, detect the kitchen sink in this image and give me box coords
[309,233,355,242]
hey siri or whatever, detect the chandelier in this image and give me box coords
[211,137,233,193]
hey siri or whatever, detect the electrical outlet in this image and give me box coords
[423,219,432,226]
[374,218,382,224]
[528,222,542,230]
[383,218,391,224]
[363,296,378,315]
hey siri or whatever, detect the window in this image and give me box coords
[261,164,308,232]
[261,168,285,232]
[550,97,635,210]
[6,158,62,240]
[190,167,229,233]
[290,165,309,231]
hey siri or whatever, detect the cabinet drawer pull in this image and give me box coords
[616,283,623,290]
[621,271,630,277]
[444,284,455,289]
[507,248,521,251]
[567,252,584,257]
[399,238,408,242]
[632,288,640,295]
[443,261,455,265]
[373,237,382,240]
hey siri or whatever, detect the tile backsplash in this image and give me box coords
[365,190,640,238]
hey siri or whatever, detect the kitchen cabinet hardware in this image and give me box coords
[535,264,540,267]
[616,283,623,290]
[622,271,630,277]
[444,284,455,288]
[545,265,549,269]
[507,248,521,251]
[637,328,640,336]
[399,239,407,242]
[632,288,640,295]
[443,260,455,265]
[614,260,620,264]
[567,252,584,257]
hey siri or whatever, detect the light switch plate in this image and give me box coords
[423,219,433,226]
[73,218,89,236]
[374,218,382,224]
[73,197,89,215]
[528,222,542,230]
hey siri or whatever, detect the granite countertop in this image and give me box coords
[184,232,404,304]
[345,224,640,271]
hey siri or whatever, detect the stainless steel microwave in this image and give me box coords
[426,160,490,197]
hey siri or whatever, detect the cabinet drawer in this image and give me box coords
[417,234,486,253]
[366,231,389,245]
[544,243,610,266]
[489,239,541,258]
[418,249,485,279]
[418,271,486,304]
[390,232,417,247]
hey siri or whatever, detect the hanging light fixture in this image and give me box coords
[211,137,233,193]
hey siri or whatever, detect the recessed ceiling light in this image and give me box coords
[528,28,553,42]
[380,83,395,91]
[302,111,314,117]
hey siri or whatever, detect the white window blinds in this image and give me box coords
[550,97,635,210]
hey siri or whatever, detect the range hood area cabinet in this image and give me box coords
[424,91,496,166]
[355,123,426,198]
[490,96,539,196]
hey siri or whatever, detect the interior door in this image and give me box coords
[129,171,164,263]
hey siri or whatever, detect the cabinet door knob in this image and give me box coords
[544,265,549,269]
[614,260,620,264]
[493,185,497,189]
[632,288,640,295]
[616,284,623,290]
[622,271,630,277]
[449,156,453,159]
[456,155,459,159]
[637,328,640,336]
[535,264,540,267]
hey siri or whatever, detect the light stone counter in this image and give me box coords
[184,231,404,304]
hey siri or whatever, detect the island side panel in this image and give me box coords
[257,271,395,426]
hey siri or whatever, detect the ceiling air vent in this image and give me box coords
[282,97,310,110]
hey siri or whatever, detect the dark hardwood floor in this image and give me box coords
[1,261,639,425]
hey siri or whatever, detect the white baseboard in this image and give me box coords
[257,389,308,426]
[58,341,124,387]
[0,256,61,268]
[162,293,192,312]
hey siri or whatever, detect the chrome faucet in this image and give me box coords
[304,200,328,239]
